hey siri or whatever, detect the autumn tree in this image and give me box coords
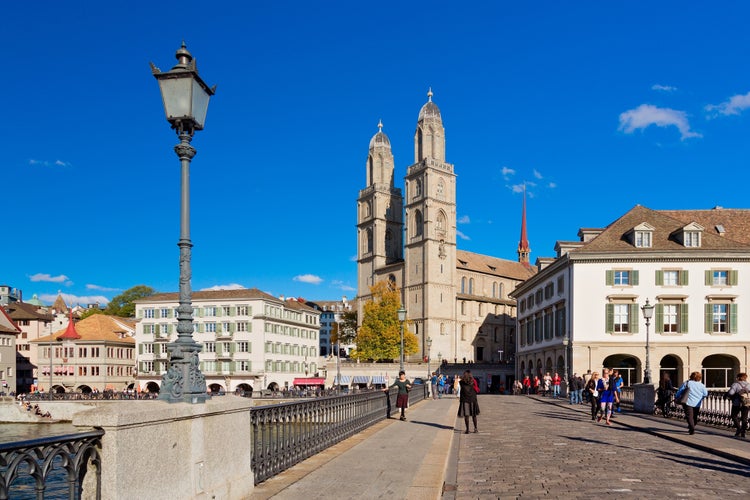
[104,285,155,317]
[352,281,417,362]
[331,309,358,346]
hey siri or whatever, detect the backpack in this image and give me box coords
[740,383,750,407]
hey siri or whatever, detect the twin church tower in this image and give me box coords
[356,90,534,365]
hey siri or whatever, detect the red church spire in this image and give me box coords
[518,185,531,266]
[57,309,81,340]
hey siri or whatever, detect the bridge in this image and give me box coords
[251,395,750,499]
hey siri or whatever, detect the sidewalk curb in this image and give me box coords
[529,395,750,467]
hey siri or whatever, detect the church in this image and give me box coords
[356,90,536,366]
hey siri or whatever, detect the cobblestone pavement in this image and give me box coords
[446,396,750,499]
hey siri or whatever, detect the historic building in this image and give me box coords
[134,288,320,393]
[357,91,535,367]
[0,306,19,394]
[511,205,750,389]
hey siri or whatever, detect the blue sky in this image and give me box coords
[4,2,750,307]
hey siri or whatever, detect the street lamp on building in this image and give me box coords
[397,306,407,371]
[641,298,655,384]
[151,42,215,404]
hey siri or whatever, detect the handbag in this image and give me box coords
[678,382,690,404]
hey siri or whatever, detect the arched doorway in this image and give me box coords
[555,355,564,375]
[602,354,638,386]
[78,385,93,394]
[208,383,225,395]
[267,382,280,392]
[702,354,738,388]
[51,385,65,394]
[235,383,253,397]
[545,357,553,375]
[145,381,160,394]
[658,355,682,386]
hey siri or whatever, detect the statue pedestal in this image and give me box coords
[633,383,656,414]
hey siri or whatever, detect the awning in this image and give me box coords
[293,377,326,386]
[371,375,386,385]
[334,375,351,385]
[352,375,370,384]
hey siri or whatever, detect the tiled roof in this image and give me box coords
[3,302,54,321]
[456,249,537,280]
[31,315,135,343]
[138,288,279,303]
[0,307,20,335]
[570,205,750,254]
[51,295,68,313]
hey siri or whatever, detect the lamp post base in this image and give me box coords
[159,342,209,404]
[632,382,656,414]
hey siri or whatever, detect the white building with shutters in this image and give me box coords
[511,205,750,389]
[134,288,320,394]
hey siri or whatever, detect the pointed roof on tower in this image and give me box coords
[518,185,531,267]
[51,293,68,314]
[56,309,81,340]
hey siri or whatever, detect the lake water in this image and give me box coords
[0,423,89,499]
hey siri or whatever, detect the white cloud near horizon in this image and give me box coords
[652,84,677,92]
[293,274,324,285]
[331,280,356,292]
[30,273,70,283]
[39,293,109,306]
[457,215,470,224]
[456,230,470,241]
[86,284,120,292]
[618,104,701,140]
[706,91,750,117]
[200,283,245,291]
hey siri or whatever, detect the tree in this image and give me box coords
[104,285,156,317]
[79,308,104,320]
[331,309,358,346]
[352,281,418,362]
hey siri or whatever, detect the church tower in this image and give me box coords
[518,185,531,266]
[403,90,457,359]
[357,121,404,301]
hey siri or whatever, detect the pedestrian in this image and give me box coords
[430,372,438,400]
[552,372,562,399]
[725,372,749,438]
[513,379,523,396]
[611,370,623,413]
[522,375,531,395]
[656,372,674,418]
[384,370,412,421]
[585,372,600,420]
[582,370,592,403]
[437,374,445,399]
[533,375,540,395]
[596,368,616,425]
[674,371,708,435]
[568,373,580,405]
[543,372,552,396]
[453,375,461,399]
[457,370,480,434]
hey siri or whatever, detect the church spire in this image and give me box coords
[518,185,531,266]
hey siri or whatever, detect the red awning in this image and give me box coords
[293,378,326,386]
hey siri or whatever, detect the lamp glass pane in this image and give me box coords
[191,79,210,128]
[159,77,192,120]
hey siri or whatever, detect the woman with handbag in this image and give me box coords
[585,372,600,421]
[725,372,749,438]
[674,371,708,435]
[656,372,674,418]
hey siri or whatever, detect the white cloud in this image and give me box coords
[39,293,109,306]
[548,182,557,189]
[706,91,750,117]
[29,273,70,283]
[651,84,677,92]
[331,280,356,292]
[457,215,471,224]
[501,166,516,180]
[456,230,470,241]
[618,104,701,140]
[86,284,120,292]
[200,283,245,291]
[28,159,71,167]
[533,169,543,180]
[293,274,324,285]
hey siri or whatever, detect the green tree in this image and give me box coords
[104,285,155,317]
[352,282,417,361]
[331,309,358,346]
[79,308,104,320]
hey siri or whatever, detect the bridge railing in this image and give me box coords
[618,387,734,428]
[0,429,103,499]
[250,384,428,484]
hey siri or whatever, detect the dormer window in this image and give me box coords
[675,222,704,248]
[630,222,654,248]
[684,231,701,247]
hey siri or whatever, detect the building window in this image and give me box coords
[237,306,249,316]
[144,309,155,319]
[635,231,652,248]
[414,211,424,237]
[205,307,217,317]
[684,231,701,247]
[613,304,629,332]
[204,342,216,353]
[543,309,553,340]
[237,322,248,332]
[461,277,466,294]
[656,270,688,286]
[606,270,638,286]
[205,323,216,333]
[655,303,685,333]
[606,303,639,334]
[160,308,170,318]
[469,278,474,295]
[705,302,737,333]
[555,308,566,338]
[706,270,737,287]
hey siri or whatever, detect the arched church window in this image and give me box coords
[436,179,444,198]
[461,277,466,294]
[469,278,474,295]
[414,211,423,237]
[492,282,497,298]
[366,228,373,253]
[415,179,423,199]
[436,211,446,232]
[388,274,396,289]
[461,324,466,341]
[366,201,372,218]
[385,229,393,258]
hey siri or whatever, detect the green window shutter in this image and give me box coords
[247,323,252,333]
[139,344,144,354]
[629,303,639,333]
[680,270,689,286]
[230,342,237,353]
[680,304,689,333]
[729,270,738,286]
[655,270,663,286]
[729,304,738,333]
[605,270,614,286]
[705,271,712,286]
[704,304,712,333]
[137,310,143,319]
[230,323,235,333]
[198,324,205,333]
[631,271,639,286]
[230,307,236,317]
[155,325,160,335]
[216,323,223,333]
[605,304,614,333]
[197,308,203,317]
[654,304,664,333]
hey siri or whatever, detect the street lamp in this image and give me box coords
[426,337,432,380]
[397,306,407,371]
[151,42,215,404]
[437,352,442,374]
[641,298,655,384]
[334,311,342,394]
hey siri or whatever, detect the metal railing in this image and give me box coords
[250,384,428,484]
[0,429,103,499]
[618,387,735,428]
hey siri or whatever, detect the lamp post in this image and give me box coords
[334,311,342,394]
[641,298,655,384]
[426,337,432,380]
[397,306,407,372]
[151,42,215,404]
[437,352,442,374]
[48,322,54,400]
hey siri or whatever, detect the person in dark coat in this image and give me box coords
[457,370,480,434]
[385,371,412,421]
